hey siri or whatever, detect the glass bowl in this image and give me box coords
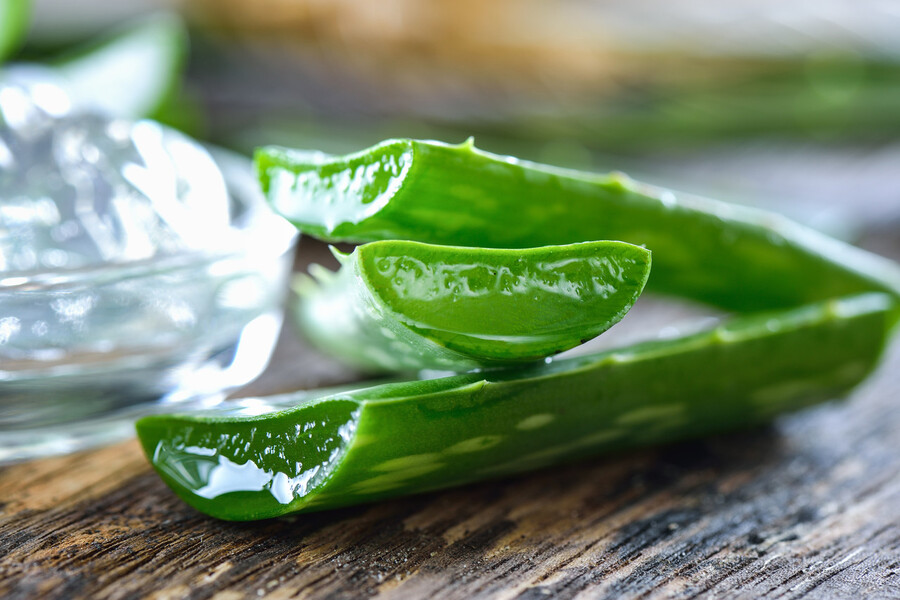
[0,150,298,463]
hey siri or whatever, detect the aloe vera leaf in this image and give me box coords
[294,240,652,372]
[256,139,900,312]
[136,292,894,521]
[50,14,187,120]
[0,0,28,61]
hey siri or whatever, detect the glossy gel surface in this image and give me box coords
[0,85,297,461]
[296,240,651,371]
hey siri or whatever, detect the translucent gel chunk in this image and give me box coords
[0,82,231,272]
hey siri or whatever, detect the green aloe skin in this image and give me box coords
[137,293,896,521]
[257,138,900,311]
[0,0,28,61]
[136,138,900,520]
[295,240,651,372]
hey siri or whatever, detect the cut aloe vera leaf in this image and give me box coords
[295,240,652,372]
[136,292,895,521]
[256,139,900,312]
[3,14,188,120]
[0,0,29,61]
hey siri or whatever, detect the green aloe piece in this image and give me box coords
[52,14,187,120]
[0,14,187,120]
[295,240,652,372]
[256,139,900,312]
[136,293,896,521]
[0,0,28,61]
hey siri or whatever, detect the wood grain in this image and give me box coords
[2,239,900,600]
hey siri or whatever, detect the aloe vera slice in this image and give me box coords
[256,139,900,312]
[136,292,895,521]
[0,0,28,61]
[295,240,651,371]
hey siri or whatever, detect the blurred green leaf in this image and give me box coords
[51,13,188,120]
[0,0,29,61]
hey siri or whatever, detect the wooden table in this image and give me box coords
[2,216,900,600]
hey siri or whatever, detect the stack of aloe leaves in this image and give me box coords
[136,138,900,521]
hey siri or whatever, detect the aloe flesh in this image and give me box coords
[137,293,895,521]
[295,240,652,371]
[257,139,900,312]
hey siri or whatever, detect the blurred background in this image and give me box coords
[9,0,900,244]
[1,0,899,419]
